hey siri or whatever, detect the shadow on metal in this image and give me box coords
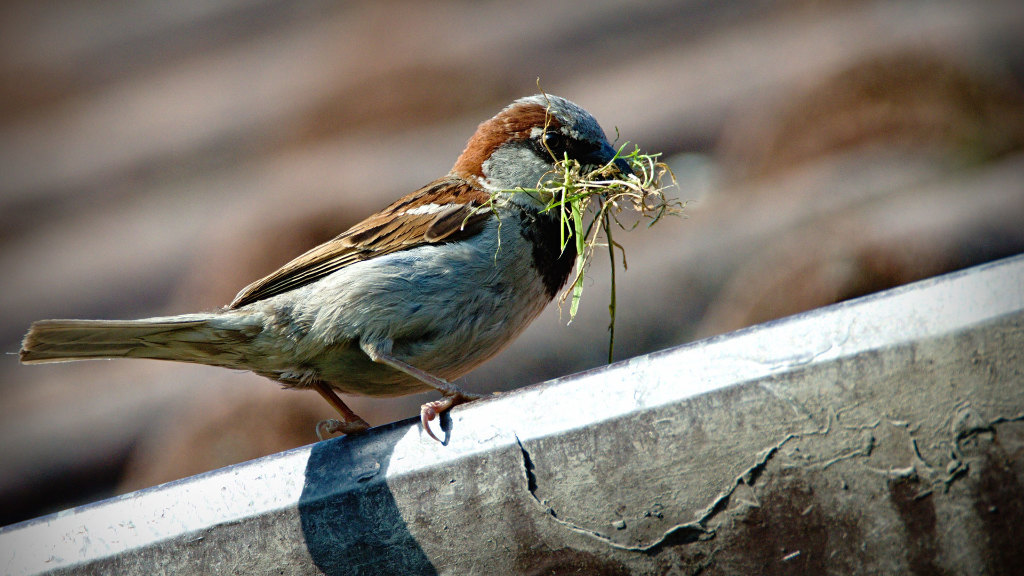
[299,424,436,576]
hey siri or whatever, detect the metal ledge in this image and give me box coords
[2,255,1023,575]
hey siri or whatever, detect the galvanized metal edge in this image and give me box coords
[1,254,1022,575]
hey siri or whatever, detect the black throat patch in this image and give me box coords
[519,207,577,299]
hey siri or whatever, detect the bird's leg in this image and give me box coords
[361,339,483,442]
[312,380,371,440]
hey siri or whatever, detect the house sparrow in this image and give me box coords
[20,94,630,442]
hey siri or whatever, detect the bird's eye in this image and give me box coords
[543,131,565,153]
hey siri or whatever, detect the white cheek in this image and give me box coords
[481,144,551,193]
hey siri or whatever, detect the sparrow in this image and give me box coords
[20,94,630,442]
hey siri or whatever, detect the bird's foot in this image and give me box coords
[316,417,371,441]
[420,391,484,442]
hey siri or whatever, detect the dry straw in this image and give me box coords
[489,96,685,361]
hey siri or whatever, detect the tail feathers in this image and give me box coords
[19,315,254,367]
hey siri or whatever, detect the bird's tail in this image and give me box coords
[19,314,256,369]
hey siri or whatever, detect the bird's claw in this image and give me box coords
[420,391,484,442]
[316,417,370,441]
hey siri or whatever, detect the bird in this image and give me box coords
[19,94,631,442]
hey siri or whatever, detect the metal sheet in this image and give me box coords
[2,255,1023,575]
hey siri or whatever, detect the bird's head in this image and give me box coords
[452,94,630,209]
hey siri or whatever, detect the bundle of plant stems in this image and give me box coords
[516,142,683,363]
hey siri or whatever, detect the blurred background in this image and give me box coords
[2,0,1023,526]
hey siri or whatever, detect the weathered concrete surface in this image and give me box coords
[1,255,1022,575]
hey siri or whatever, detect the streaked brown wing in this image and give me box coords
[229,176,493,308]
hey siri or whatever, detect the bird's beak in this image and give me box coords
[613,155,633,177]
[593,142,633,178]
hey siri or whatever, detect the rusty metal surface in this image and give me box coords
[2,254,1023,575]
